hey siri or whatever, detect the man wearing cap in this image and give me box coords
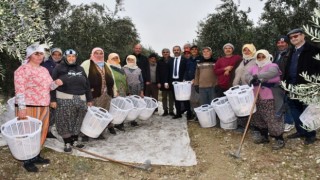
[273,36,295,133]
[183,43,192,59]
[284,28,320,145]
[194,47,217,105]
[214,43,242,97]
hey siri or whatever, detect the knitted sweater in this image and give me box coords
[194,57,216,88]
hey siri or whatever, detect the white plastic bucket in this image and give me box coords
[194,104,216,128]
[109,97,134,124]
[7,97,15,111]
[1,117,42,160]
[300,104,320,131]
[138,97,158,120]
[81,106,113,138]
[220,120,237,130]
[224,85,256,117]
[126,95,147,121]
[211,97,237,124]
[172,81,192,101]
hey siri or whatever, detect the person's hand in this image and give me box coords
[164,83,169,89]
[191,79,194,84]
[140,91,144,98]
[224,66,233,72]
[87,102,93,107]
[50,102,57,109]
[224,70,230,76]
[55,79,63,86]
[157,83,161,88]
[18,109,27,120]
[249,75,261,86]
[146,81,151,85]
[194,85,199,93]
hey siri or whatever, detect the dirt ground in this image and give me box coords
[0,116,319,180]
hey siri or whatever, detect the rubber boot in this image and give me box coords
[63,137,73,153]
[71,135,84,148]
[32,154,50,164]
[272,134,285,150]
[254,128,270,144]
[23,159,38,172]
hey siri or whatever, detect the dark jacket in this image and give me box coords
[87,60,114,98]
[41,56,62,76]
[156,57,173,91]
[284,42,320,85]
[169,56,187,83]
[51,60,93,102]
[184,55,202,81]
[273,49,291,80]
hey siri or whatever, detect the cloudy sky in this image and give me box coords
[69,0,265,54]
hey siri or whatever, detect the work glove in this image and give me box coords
[249,75,261,86]
[194,85,199,93]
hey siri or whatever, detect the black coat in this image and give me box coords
[284,42,320,85]
[156,57,173,91]
[169,56,187,83]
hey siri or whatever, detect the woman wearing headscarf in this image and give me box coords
[123,55,144,127]
[14,43,63,172]
[231,44,257,132]
[232,43,257,86]
[246,49,285,150]
[106,53,128,131]
[81,47,115,137]
[51,49,93,153]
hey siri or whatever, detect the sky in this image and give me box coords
[68,0,265,54]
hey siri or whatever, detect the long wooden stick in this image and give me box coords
[73,147,152,171]
[231,83,261,158]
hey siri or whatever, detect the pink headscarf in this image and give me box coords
[90,47,104,62]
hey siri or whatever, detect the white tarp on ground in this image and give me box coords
[0,107,197,166]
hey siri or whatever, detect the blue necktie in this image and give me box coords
[174,57,178,76]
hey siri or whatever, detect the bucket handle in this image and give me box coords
[231,86,240,91]
[150,98,157,103]
[126,98,133,104]
[132,95,141,99]
[201,104,210,108]
[98,107,107,113]
[212,98,219,103]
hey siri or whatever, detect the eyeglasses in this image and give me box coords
[94,52,104,55]
[289,34,300,39]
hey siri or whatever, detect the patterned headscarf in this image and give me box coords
[90,47,104,62]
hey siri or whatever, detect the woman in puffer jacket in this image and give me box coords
[246,49,285,150]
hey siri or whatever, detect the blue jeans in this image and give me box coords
[199,87,216,105]
[287,97,316,138]
[284,96,294,124]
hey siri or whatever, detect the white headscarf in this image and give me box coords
[124,55,138,69]
[255,49,273,68]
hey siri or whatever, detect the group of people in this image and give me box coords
[13,27,320,172]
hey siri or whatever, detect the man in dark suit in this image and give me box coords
[169,45,193,120]
[284,28,320,145]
